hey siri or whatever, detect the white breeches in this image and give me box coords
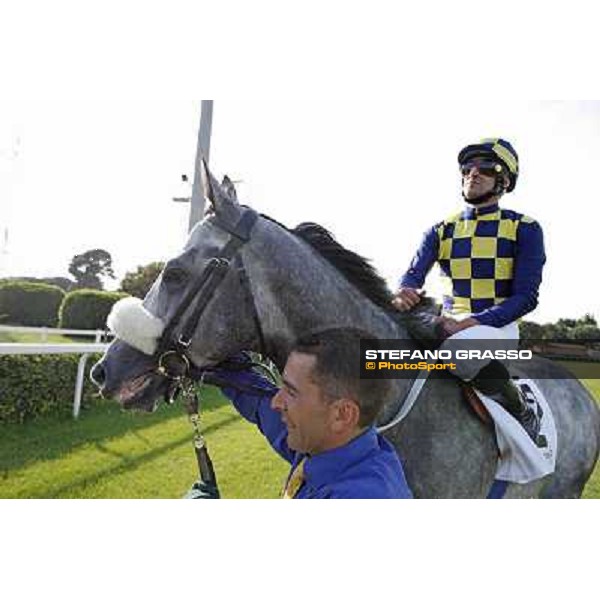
[439,321,520,381]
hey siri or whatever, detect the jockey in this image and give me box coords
[393,138,547,445]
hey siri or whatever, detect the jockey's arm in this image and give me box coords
[471,220,546,328]
[394,226,439,310]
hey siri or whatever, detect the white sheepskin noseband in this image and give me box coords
[107,297,166,356]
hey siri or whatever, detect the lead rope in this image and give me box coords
[181,377,218,486]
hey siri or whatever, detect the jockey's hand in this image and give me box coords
[436,316,480,337]
[183,479,221,500]
[392,287,424,312]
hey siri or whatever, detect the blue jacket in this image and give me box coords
[217,368,413,499]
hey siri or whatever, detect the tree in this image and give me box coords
[68,249,115,290]
[518,320,544,341]
[119,261,165,299]
[541,322,573,340]
[579,314,598,327]
[557,317,578,330]
[520,315,599,346]
[572,324,600,347]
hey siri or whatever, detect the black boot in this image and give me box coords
[471,361,546,447]
[490,380,547,448]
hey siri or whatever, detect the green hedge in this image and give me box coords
[59,289,128,330]
[0,281,65,326]
[0,354,105,423]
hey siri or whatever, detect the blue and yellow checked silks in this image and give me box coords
[399,203,546,328]
[436,206,534,315]
[282,458,306,499]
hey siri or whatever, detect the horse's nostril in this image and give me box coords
[90,362,106,387]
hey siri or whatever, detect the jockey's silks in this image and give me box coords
[400,203,546,328]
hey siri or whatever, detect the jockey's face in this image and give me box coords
[461,159,498,201]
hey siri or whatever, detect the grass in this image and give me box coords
[581,378,600,499]
[0,330,288,498]
[580,378,600,398]
[0,387,289,499]
[1,366,599,499]
[578,377,600,499]
[555,363,600,499]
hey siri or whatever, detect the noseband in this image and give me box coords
[154,208,265,386]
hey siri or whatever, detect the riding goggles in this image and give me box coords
[460,159,504,178]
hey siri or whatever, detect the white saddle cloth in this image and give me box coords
[476,379,557,484]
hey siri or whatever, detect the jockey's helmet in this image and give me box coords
[458,138,519,193]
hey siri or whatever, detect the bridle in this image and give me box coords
[153,207,266,391]
[148,206,271,488]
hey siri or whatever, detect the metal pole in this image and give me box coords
[188,101,214,232]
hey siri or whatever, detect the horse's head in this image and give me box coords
[91,161,268,411]
[92,160,402,411]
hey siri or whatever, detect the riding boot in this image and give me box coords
[490,379,547,447]
[471,361,546,447]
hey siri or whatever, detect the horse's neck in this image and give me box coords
[247,223,415,416]
[249,224,409,358]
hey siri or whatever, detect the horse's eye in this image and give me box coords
[163,267,188,286]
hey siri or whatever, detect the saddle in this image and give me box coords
[392,299,557,483]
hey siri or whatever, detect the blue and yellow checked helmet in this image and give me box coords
[458,138,519,193]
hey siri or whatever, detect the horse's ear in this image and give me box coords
[221,175,238,202]
[200,159,240,220]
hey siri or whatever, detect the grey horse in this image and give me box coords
[91,164,600,498]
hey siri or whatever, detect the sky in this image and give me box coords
[1,3,599,328]
[2,97,599,326]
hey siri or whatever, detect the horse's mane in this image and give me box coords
[290,221,394,310]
